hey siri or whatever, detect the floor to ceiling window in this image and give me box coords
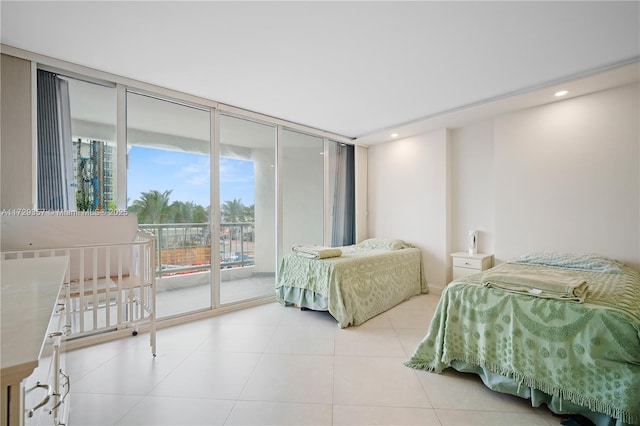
[33,60,358,327]
[36,71,116,211]
[218,114,277,304]
[126,91,212,318]
[281,129,325,259]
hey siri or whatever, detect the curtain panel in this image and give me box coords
[37,70,74,210]
[330,142,355,247]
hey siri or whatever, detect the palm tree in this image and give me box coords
[193,204,208,223]
[221,198,245,222]
[129,189,172,223]
[169,201,194,223]
[244,204,255,222]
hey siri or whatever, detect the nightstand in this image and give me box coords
[451,252,494,280]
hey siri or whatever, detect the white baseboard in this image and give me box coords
[428,284,445,296]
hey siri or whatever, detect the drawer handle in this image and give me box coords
[26,382,52,417]
[49,370,70,413]
[464,262,471,265]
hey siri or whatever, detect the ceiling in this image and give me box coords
[1,1,639,145]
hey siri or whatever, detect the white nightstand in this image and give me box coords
[451,252,494,280]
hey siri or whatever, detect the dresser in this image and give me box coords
[1,257,70,426]
[451,252,494,280]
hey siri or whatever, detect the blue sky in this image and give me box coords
[127,146,255,208]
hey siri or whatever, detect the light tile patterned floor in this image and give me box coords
[67,294,563,425]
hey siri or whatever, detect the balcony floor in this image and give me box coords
[156,273,276,318]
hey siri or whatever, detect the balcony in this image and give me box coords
[138,222,256,276]
[138,222,274,317]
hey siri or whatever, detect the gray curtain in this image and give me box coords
[37,70,75,210]
[330,142,355,247]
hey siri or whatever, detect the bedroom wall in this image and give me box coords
[367,128,451,290]
[355,144,369,243]
[368,82,640,290]
[451,120,495,256]
[493,83,639,268]
[1,53,34,209]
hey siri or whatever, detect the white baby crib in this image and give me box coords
[1,215,157,356]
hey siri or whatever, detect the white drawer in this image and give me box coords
[24,346,57,425]
[453,266,480,280]
[453,256,483,270]
[24,291,69,426]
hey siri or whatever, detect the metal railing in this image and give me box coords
[138,222,255,277]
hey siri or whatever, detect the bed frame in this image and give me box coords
[277,239,427,327]
[406,256,640,426]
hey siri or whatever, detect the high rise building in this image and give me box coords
[72,138,116,211]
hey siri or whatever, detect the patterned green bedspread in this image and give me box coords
[276,246,427,327]
[405,263,640,425]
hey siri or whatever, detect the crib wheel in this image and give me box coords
[132,330,138,336]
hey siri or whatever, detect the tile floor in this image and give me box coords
[67,293,563,425]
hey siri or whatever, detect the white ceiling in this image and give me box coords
[1,1,639,145]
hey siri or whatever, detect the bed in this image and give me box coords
[405,252,640,426]
[276,238,428,327]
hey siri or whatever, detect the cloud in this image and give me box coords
[127,146,255,207]
[219,158,254,184]
[177,157,210,186]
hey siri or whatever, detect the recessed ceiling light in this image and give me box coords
[554,90,569,97]
[390,133,399,138]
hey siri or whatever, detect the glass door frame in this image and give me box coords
[217,111,278,306]
[123,87,216,317]
[211,108,220,309]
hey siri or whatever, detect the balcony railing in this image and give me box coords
[138,222,255,277]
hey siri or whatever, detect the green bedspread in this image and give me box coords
[405,262,640,425]
[276,244,427,327]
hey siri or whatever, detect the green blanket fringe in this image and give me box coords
[404,354,639,425]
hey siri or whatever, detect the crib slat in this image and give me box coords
[116,246,124,326]
[92,247,98,331]
[78,248,85,333]
[64,248,71,333]
[105,248,111,327]
[126,245,134,325]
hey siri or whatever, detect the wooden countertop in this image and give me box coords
[1,256,68,385]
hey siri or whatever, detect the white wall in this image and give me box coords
[368,82,640,290]
[1,54,34,209]
[368,128,451,290]
[355,144,368,243]
[451,120,495,256]
[493,83,639,268]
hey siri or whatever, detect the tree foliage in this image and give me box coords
[221,198,247,222]
[128,191,252,224]
[128,190,173,223]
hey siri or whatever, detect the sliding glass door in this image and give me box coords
[218,114,276,304]
[34,65,358,327]
[126,92,211,318]
[281,129,325,258]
